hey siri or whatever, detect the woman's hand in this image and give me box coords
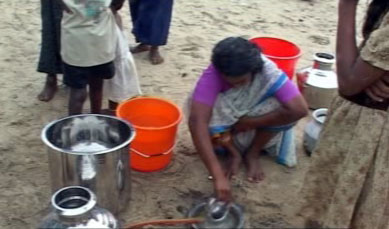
[111,0,126,11]
[233,116,253,133]
[365,75,389,102]
[59,0,72,14]
[214,176,232,202]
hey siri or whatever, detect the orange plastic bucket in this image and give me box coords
[116,97,182,172]
[250,37,302,79]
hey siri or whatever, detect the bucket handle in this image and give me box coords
[131,144,176,158]
[123,94,163,102]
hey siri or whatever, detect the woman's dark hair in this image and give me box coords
[211,37,264,77]
[362,0,389,39]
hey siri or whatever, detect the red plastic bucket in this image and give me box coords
[250,37,301,79]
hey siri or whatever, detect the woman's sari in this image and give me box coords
[209,56,296,167]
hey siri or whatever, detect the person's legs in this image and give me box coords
[63,63,89,115]
[223,142,242,180]
[149,46,164,65]
[213,132,242,179]
[244,130,276,183]
[68,87,87,115]
[88,76,104,114]
[38,73,58,101]
[37,0,63,102]
[129,0,150,53]
[130,43,150,53]
[129,0,173,64]
[89,61,115,114]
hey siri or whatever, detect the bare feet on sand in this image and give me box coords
[149,46,164,65]
[244,153,265,183]
[37,74,57,102]
[130,43,150,53]
[131,44,164,65]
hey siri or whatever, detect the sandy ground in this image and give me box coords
[0,0,369,228]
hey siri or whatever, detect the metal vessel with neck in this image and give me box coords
[38,186,119,228]
[297,52,338,109]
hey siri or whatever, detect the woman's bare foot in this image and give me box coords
[225,155,241,179]
[37,74,58,102]
[244,153,265,183]
[149,46,164,65]
[130,43,150,53]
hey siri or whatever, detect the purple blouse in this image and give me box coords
[193,64,300,107]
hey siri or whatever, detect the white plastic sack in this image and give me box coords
[105,26,142,103]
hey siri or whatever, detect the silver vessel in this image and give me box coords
[188,198,245,229]
[38,186,119,228]
[41,114,135,214]
[304,108,328,155]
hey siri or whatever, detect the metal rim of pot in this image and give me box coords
[313,52,335,64]
[52,186,96,217]
[41,114,136,155]
[312,108,328,125]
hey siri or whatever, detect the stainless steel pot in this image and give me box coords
[297,53,338,109]
[38,186,119,228]
[41,114,135,215]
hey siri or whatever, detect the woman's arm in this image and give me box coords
[336,0,386,96]
[188,101,232,202]
[233,94,308,132]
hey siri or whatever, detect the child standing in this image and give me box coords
[60,0,124,115]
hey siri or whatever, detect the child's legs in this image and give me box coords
[88,77,103,114]
[63,63,89,115]
[245,129,277,182]
[108,100,119,111]
[68,87,87,115]
[88,61,115,114]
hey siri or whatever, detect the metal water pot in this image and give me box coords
[38,186,119,228]
[41,114,135,215]
[188,198,244,229]
[303,108,328,155]
[297,53,338,109]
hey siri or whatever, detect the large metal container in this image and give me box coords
[38,186,119,228]
[297,53,338,109]
[41,114,135,215]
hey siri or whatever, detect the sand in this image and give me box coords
[0,0,367,228]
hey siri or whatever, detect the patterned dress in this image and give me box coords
[298,12,389,229]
